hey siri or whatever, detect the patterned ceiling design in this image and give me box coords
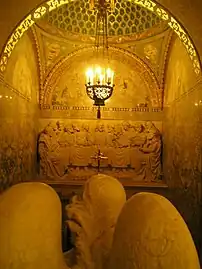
[45,0,162,36]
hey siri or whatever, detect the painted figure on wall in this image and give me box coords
[12,54,33,99]
[46,48,160,109]
[164,37,197,105]
[144,44,158,64]
[46,42,61,68]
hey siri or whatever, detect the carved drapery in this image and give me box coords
[37,120,162,183]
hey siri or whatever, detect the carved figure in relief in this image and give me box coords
[144,121,158,136]
[75,128,86,147]
[38,122,68,178]
[83,124,94,146]
[59,126,71,147]
[139,133,162,181]
[106,125,116,147]
[65,174,126,269]
[129,124,147,173]
[94,123,106,148]
[111,122,132,167]
[54,121,65,140]
[105,125,117,167]
[72,124,94,166]
[74,124,93,147]
[72,124,80,133]
[116,122,131,148]
[38,121,162,182]
[38,125,54,176]
[130,123,146,147]
[57,126,73,168]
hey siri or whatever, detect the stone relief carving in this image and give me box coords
[38,120,162,183]
[65,174,126,269]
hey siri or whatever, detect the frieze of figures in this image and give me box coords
[38,120,162,183]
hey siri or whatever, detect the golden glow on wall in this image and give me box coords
[0,0,201,75]
[168,16,200,75]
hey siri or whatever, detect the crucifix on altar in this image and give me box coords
[91,148,108,172]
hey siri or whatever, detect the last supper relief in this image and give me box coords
[37,120,162,184]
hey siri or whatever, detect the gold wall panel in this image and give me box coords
[4,32,39,101]
[0,32,39,192]
[163,34,202,256]
[164,35,198,105]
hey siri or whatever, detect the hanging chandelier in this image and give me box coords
[85,0,115,118]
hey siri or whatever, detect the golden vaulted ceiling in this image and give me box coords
[0,0,202,71]
[43,0,167,37]
[31,0,172,112]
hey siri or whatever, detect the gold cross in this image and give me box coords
[91,148,108,172]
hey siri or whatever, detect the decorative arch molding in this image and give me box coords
[0,0,201,75]
[41,45,161,108]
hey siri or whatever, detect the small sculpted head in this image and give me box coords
[122,121,130,131]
